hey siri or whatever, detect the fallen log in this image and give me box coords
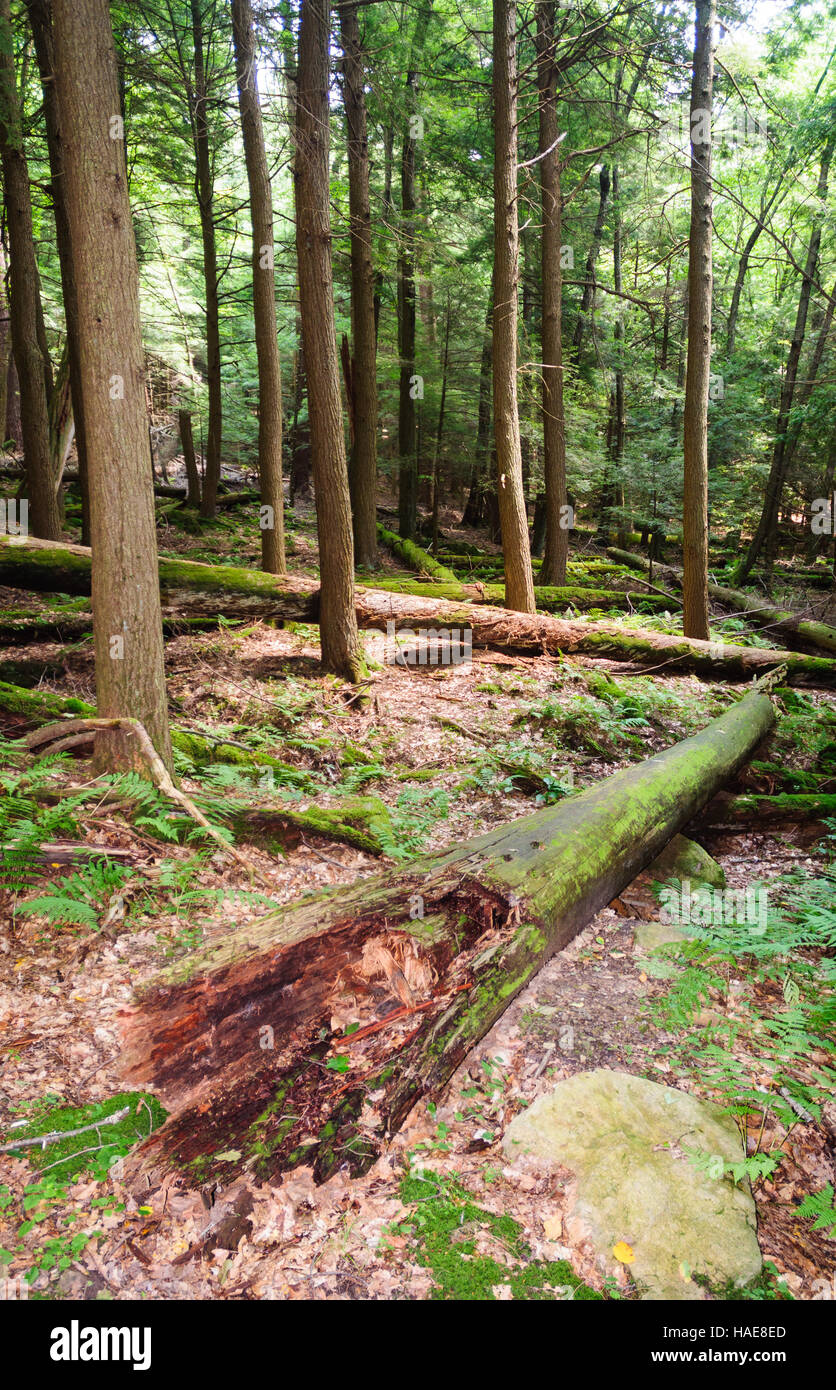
[369,575,675,614]
[376,524,459,584]
[119,688,775,1186]
[608,547,836,657]
[1,535,834,683]
[693,791,836,828]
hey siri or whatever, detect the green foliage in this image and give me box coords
[392,1169,603,1301]
[797,1185,836,1239]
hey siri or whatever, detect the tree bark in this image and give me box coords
[340,2,378,570]
[231,0,286,575]
[0,0,60,539]
[178,409,201,507]
[5,534,834,684]
[396,4,432,540]
[493,0,535,614]
[461,285,494,528]
[681,0,715,640]
[53,0,172,772]
[26,0,91,546]
[536,2,568,586]
[118,689,775,1185]
[190,0,223,521]
[294,0,362,680]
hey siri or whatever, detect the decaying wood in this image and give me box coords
[1,535,834,684]
[608,546,836,657]
[119,689,775,1187]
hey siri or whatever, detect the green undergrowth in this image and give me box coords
[0,1093,166,1292]
[391,1169,604,1301]
[646,834,836,1210]
[1,1092,167,1183]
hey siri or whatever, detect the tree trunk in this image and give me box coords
[191,0,223,522]
[340,2,378,570]
[681,0,715,640]
[118,689,775,1185]
[735,130,836,584]
[26,0,91,546]
[461,285,494,528]
[294,0,362,681]
[231,0,285,575]
[493,0,535,614]
[178,409,201,507]
[397,4,432,540]
[5,534,834,685]
[53,0,172,772]
[571,164,610,363]
[536,2,568,587]
[0,0,60,540]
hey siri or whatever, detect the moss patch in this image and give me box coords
[393,1170,603,1300]
[2,1092,167,1181]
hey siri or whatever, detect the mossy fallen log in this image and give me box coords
[375,524,459,584]
[229,795,394,856]
[368,575,674,613]
[608,547,836,657]
[119,689,775,1187]
[693,791,836,828]
[1,536,834,685]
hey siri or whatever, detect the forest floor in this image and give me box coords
[1,496,835,1301]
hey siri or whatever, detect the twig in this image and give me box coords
[0,1105,130,1154]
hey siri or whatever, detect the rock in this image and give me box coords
[646,833,726,890]
[634,918,697,978]
[503,1069,761,1299]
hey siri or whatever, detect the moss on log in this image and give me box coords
[608,547,836,657]
[376,524,460,584]
[368,575,674,613]
[119,690,775,1187]
[694,791,836,827]
[230,795,394,855]
[2,536,833,684]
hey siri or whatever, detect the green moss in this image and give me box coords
[394,1170,603,1301]
[1,1092,166,1181]
[239,794,395,855]
[376,525,460,584]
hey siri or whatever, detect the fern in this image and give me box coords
[19,859,135,930]
[797,1185,836,1239]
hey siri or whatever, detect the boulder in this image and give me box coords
[503,1068,761,1299]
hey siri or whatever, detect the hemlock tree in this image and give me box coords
[294,0,362,681]
[682,0,714,641]
[493,0,535,614]
[0,0,60,540]
[340,1,378,570]
[54,0,172,772]
[535,0,568,587]
[231,0,285,575]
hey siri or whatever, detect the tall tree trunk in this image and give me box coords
[608,165,628,548]
[536,1,568,586]
[571,164,610,363]
[340,2,378,569]
[191,0,223,521]
[461,285,494,528]
[53,0,172,771]
[179,408,201,507]
[231,0,285,575]
[735,131,836,584]
[493,0,534,613]
[26,0,91,546]
[681,0,715,641]
[294,0,362,681]
[397,2,432,540]
[430,289,451,552]
[0,0,60,539]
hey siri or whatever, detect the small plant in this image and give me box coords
[797,1185,836,1239]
